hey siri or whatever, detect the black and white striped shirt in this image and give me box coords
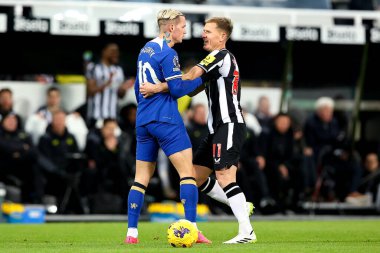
[86,62,125,121]
[197,49,245,134]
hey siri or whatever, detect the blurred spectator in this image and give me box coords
[0,114,41,203]
[186,103,208,152]
[240,127,276,212]
[118,103,137,178]
[25,87,63,145]
[358,153,380,203]
[0,88,22,127]
[84,119,130,213]
[304,98,362,201]
[36,87,63,123]
[85,43,134,128]
[254,95,273,134]
[119,103,137,155]
[304,97,342,162]
[258,113,296,211]
[38,111,82,213]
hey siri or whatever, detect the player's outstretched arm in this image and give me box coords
[166,77,204,99]
[182,66,204,80]
[140,77,204,99]
[140,66,206,98]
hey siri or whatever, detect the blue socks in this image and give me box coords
[179,177,198,222]
[128,182,146,228]
[128,177,198,228]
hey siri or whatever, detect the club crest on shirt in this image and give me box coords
[173,55,180,72]
[200,54,216,66]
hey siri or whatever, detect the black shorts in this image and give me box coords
[193,123,246,170]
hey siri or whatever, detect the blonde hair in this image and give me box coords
[157,9,184,29]
[206,17,233,39]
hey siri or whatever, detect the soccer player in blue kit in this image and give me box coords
[124,9,210,244]
[140,17,257,244]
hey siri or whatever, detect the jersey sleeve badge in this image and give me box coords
[200,54,216,66]
[173,55,181,72]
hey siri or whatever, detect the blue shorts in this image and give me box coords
[136,121,192,162]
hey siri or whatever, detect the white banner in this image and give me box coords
[370,28,380,43]
[0,14,7,33]
[51,18,99,36]
[286,27,318,41]
[14,17,49,33]
[232,23,279,42]
[321,26,365,45]
[104,21,140,36]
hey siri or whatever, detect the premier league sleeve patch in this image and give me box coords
[173,55,181,72]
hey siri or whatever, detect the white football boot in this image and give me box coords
[223,230,257,244]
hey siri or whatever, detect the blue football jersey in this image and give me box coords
[135,37,201,127]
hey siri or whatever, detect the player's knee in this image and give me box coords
[215,170,235,188]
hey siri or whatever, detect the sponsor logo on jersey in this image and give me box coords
[200,55,216,66]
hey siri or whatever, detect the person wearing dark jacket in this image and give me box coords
[0,88,22,128]
[240,127,276,211]
[38,110,81,212]
[303,97,361,201]
[83,119,130,213]
[0,113,41,203]
[257,113,295,210]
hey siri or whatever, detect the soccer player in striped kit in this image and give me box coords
[141,17,257,244]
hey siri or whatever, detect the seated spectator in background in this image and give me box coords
[304,97,343,162]
[85,43,134,128]
[254,95,273,134]
[38,111,82,213]
[26,87,64,145]
[240,126,276,213]
[26,89,88,151]
[0,88,22,126]
[36,87,63,123]
[83,119,130,213]
[357,153,380,203]
[304,98,362,201]
[0,113,41,203]
[258,113,296,211]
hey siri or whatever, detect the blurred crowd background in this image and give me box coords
[1,0,380,215]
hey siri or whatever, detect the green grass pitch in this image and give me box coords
[0,220,379,253]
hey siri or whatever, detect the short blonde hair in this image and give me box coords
[157,9,184,29]
[206,17,233,39]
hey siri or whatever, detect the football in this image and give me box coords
[167,219,198,248]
